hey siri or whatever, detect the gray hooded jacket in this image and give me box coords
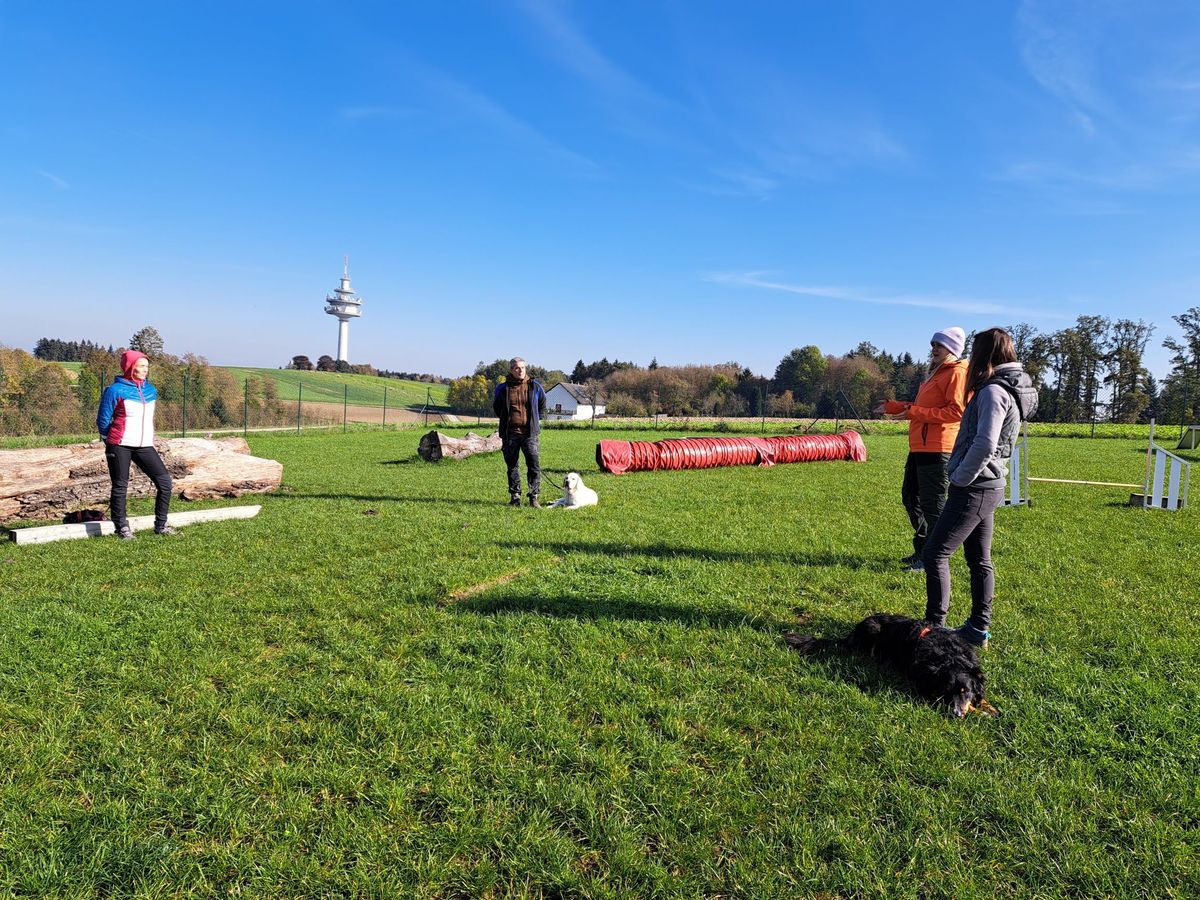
[947,362,1039,490]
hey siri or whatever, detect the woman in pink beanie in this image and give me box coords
[96,350,175,539]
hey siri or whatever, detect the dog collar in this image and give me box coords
[917,626,932,640]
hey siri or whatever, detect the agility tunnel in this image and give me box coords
[596,431,867,474]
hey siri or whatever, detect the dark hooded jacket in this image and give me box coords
[947,362,1039,490]
[492,378,547,440]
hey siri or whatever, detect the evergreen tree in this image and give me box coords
[129,326,165,357]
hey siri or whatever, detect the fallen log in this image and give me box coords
[0,437,283,522]
[418,430,502,462]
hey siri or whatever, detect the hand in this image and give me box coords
[871,402,887,416]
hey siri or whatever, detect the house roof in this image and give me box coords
[549,382,595,403]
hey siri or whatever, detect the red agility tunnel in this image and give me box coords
[596,431,867,474]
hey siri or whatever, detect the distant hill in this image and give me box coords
[221,367,449,409]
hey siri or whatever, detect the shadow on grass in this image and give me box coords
[454,590,791,634]
[493,538,894,571]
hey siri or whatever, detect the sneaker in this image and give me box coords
[154,525,180,536]
[509,496,522,507]
[116,526,135,541]
[955,622,990,648]
[528,496,541,509]
[902,560,925,573]
[899,553,919,565]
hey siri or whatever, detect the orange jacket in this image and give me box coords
[884,359,968,453]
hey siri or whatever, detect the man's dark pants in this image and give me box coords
[503,431,540,500]
[901,451,950,558]
[105,444,173,529]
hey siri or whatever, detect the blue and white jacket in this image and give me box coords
[97,377,158,447]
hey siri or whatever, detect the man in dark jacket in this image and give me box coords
[492,357,548,507]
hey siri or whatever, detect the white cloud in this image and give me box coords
[35,170,70,190]
[416,65,601,175]
[517,0,655,103]
[339,106,414,121]
[706,271,1064,319]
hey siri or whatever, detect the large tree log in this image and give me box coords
[418,430,502,462]
[0,437,283,522]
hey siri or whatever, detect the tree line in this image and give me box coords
[286,355,446,384]
[3,327,290,436]
[443,308,1200,425]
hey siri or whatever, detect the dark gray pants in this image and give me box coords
[922,485,1004,630]
[901,452,950,557]
[503,432,540,499]
[105,444,172,530]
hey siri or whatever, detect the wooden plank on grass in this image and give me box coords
[7,505,262,545]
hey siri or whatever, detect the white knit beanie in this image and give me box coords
[931,327,966,358]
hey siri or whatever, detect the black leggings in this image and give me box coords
[105,444,172,529]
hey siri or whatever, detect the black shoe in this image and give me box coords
[528,496,541,509]
[116,525,135,541]
[509,496,522,507]
[900,553,919,565]
[155,525,180,536]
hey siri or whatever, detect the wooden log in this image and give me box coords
[418,430,502,462]
[0,437,282,522]
[7,505,263,545]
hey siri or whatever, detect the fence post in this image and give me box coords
[344,383,348,433]
[182,372,188,438]
[243,380,249,437]
[383,385,388,427]
[297,383,302,434]
[760,386,766,433]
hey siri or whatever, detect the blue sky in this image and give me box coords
[3,1,1199,379]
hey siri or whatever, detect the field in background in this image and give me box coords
[2,429,1197,896]
[220,366,449,409]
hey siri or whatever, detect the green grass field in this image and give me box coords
[3,430,1197,897]
[221,367,449,409]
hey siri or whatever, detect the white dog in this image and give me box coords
[549,472,599,509]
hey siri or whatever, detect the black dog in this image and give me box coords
[784,613,994,718]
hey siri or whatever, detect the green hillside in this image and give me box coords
[221,367,449,409]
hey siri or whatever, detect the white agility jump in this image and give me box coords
[1135,422,1191,511]
[1178,425,1200,451]
[1002,423,1030,507]
[1004,420,1191,512]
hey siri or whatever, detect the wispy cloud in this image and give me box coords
[706,272,1063,319]
[414,64,601,175]
[35,170,70,190]
[1010,0,1200,194]
[1015,0,1111,135]
[703,166,780,199]
[339,105,415,121]
[517,0,655,104]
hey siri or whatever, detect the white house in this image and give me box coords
[545,382,605,421]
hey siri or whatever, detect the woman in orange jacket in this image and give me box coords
[875,328,968,572]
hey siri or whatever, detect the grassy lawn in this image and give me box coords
[221,366,449,409]
[2,430,1197,897]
